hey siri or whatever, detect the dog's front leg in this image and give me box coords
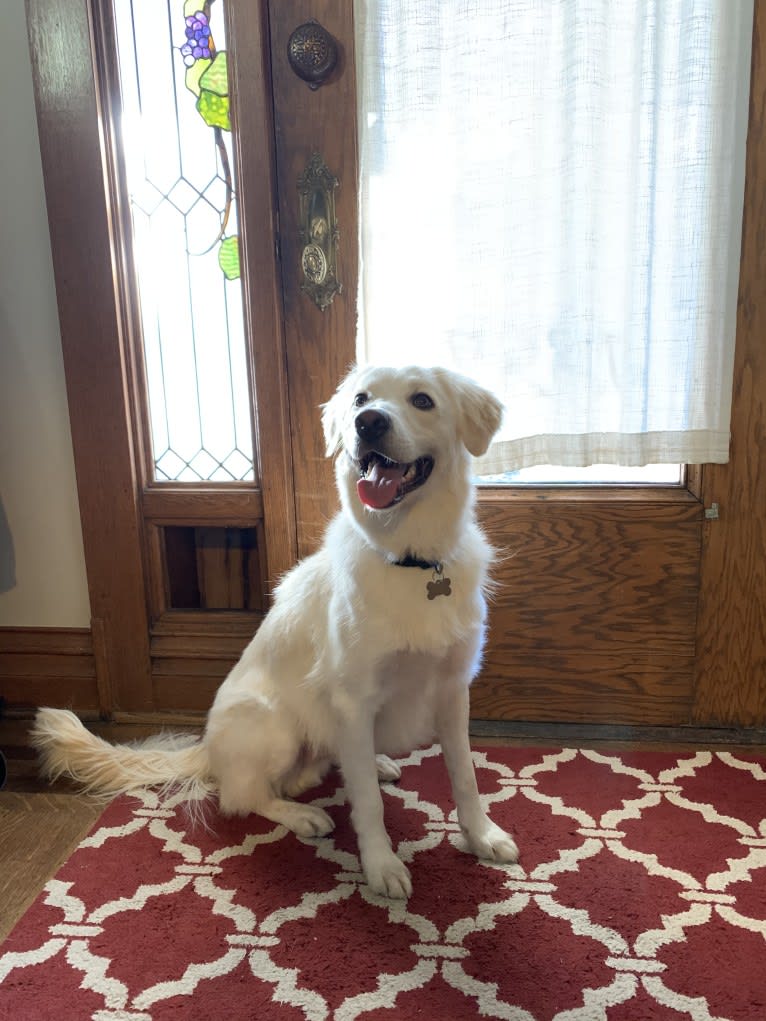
[437,680,519,864]
[336,722,412,899]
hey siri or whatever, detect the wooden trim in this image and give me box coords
[89,0,155,490]
[0,627,99,712]
[90,617,114,716]
[469,719,766,747]
[226,0,299,587]
[693,1,766,727]
[478,485,700,506]
[151,612,261,639]
[142,487,265,525]
[151,631,255,658]
[479,497,701,528]
[110,712,206,727]
[685,464,704,501]
[26,0,153,711]
[268,0,359,557]
[145,523,167,622]
[0,629,93,656]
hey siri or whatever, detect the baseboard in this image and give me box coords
[0,627,100,714]
[470,718,766,746]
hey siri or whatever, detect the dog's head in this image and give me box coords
[322,366,503,540]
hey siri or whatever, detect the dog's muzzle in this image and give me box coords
[355,409,390,444]
[351,408,434,510]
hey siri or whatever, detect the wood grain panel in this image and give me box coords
[268,1,358,556]
[150,633,252,660]
[474,497,702,724]
[142,487,265,526]
[0,629,93,656]
[0,627,98,711]
[193,528,265,611]
[481,504,700,653]
[149,629,250,712]
[152,672,225,713]
[153,658,239,679]
[693,2,766,727]
[1,655,95,680]
[472,659,693,726]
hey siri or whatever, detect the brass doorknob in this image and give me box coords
[287,21,338,89]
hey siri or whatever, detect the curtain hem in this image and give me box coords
[474,430,731,475]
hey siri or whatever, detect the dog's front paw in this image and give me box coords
[465,821,519,864]
[285,803,336,838]
[363,851,412,899]
[375,754,402,783]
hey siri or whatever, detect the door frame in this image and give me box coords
[25,0,298,713]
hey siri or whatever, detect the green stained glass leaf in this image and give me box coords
[183,0,200,16]
[198,52,229,97]
[185,56,211,98]
[197,89,230,130]
[219,236,240,280]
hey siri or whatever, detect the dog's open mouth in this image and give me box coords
[355,452,434,510]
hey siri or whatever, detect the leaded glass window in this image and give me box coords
[113,0,253,482]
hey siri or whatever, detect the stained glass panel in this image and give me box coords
[113,0,253,482]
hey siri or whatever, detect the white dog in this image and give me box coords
[32,365,519,898]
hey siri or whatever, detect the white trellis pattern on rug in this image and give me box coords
[1,746,765,1020]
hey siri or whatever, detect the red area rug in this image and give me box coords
[2,745,766,1020]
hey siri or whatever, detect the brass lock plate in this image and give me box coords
[297,153,342,311]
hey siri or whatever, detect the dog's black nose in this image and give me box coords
[355,409,390,443]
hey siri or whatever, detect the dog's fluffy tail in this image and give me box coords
[30,708,214,803]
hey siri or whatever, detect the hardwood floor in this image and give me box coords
[0,791,103,943]
[1,717,762,945]
[0,718,201,943]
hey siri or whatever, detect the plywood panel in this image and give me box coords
[474,497,702,724]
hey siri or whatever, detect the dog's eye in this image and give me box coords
[353,392,369,408]
[411,392,434,410]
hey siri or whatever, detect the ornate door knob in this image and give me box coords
[287,21,338,90]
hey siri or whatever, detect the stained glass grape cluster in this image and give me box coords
[182,10,212,66]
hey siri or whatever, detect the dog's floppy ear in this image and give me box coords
[321,365,358,457]
[441,369,504,457]
[321,390,343,457]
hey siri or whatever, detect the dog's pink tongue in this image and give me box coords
[357,460,405,509]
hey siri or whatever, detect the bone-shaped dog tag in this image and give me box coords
[427,566,452,600]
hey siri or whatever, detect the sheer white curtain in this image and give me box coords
[354,0,753,473]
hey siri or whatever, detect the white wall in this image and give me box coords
[0,5,91,627]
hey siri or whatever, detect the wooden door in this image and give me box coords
[265,1,766,732]
[27,0,766,730]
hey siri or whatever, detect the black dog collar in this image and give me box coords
[389,553,452,599]
[393,553,442,571]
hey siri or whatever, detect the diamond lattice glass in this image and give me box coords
[113,0,253,482]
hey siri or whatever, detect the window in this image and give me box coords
[113,0,253,482]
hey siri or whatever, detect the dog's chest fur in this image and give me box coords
[355,560,483,655]
[330,518,491,658]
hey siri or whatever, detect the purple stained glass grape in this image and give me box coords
[182,10,211,66]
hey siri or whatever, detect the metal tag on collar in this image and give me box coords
[426,562,452,600]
